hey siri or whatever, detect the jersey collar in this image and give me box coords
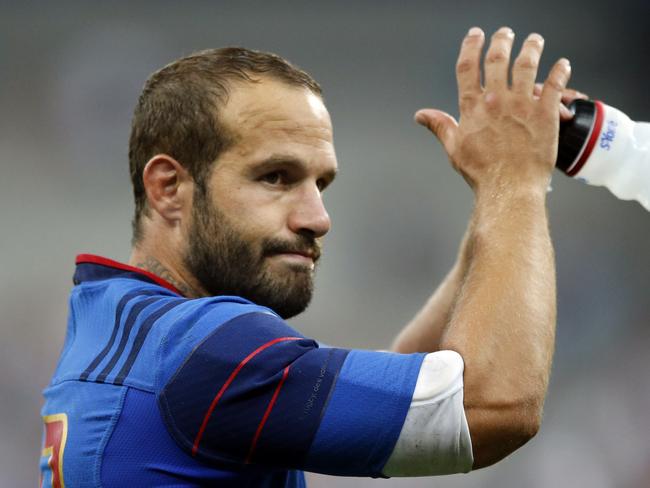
[74,254,184,296]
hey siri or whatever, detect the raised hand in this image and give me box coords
[416,27,573,197]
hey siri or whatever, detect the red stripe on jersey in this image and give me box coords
[75,254,183,296]
[191,336,302,456]
[245,366,291,464]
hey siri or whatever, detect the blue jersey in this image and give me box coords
[40,255,425,487]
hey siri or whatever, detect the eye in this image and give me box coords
[260,171,285,185]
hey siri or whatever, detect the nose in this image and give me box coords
[287,184,331,238]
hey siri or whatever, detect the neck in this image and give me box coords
[129,246,205,298]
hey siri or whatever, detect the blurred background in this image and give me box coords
[2,1,649,486]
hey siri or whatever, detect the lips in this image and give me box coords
[286,250,317,260]
[269,249,319,261]
[263,238,321,263]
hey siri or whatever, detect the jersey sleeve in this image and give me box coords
[156,309,468,477]
[382,351,473,476]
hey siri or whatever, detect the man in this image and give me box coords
[41,27,580,486]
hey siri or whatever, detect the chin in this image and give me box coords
[257,275,314,320]
[272,299,311,320]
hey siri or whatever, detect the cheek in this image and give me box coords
[217,186,290,233]
[212,174,264,211]
[236,207,285,241]
[213,199,286,250]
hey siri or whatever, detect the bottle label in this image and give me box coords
[576,103,630,184]
[574,104,650,212]
[599,119,618,151]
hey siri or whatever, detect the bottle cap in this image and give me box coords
[556,99,598,174]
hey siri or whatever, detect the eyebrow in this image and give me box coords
[255,154,338,182]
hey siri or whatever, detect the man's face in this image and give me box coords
[184,79,337,318]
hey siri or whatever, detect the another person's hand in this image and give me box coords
[415,27,573,196]
[534,83,588,121]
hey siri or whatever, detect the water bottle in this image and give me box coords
[556,99,650,211]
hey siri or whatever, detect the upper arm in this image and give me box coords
[157,311,472,477]
[157,311,347,469]
[382,350,473,476]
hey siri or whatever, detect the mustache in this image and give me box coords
[263,235,322,262]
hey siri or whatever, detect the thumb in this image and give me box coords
[414,109,458,155]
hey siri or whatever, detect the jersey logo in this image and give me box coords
[79,290,184,385]
[41,413,68,488]
[79,289,157,381]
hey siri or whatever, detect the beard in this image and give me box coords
[183,189,321,319]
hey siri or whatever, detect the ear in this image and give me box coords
[142,154,193,224]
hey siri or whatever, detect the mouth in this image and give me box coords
[266,249,319,269]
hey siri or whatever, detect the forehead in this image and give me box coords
[219,78,335,163]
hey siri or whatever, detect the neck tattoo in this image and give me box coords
[136,256,194,297]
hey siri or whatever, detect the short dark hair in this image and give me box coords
[128,47,322,243]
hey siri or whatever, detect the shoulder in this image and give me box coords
[155,297,299,388]
[155,302,339,466]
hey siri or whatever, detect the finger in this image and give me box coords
[483,27,515,93]
[560,104,573,121]
[559,87,586,121]
[534,83,585,120]
[456,27,485,112]
[540,58,572,110]
[534,83,587,103]
[561,88,588,105]
[511,33,544,96]
[533,83,582,121]
[414,109,459,155]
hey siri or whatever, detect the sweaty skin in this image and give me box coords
[129,79,337,302]
[130,28,581,472]
[392,83,586,354]
[394,27,575,468]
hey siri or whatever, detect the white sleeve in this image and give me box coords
[382,350,474,476]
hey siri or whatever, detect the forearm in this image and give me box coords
[408,23,572,470]
[391,227,472,353]
[440,188,556,468]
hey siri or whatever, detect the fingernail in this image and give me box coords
[559,57,571,68]
[497,26,514,37]
[414,112,427,125]
[468,27,483,36]
[527,33,544,43]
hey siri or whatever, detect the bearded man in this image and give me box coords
[41,26,582,487]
